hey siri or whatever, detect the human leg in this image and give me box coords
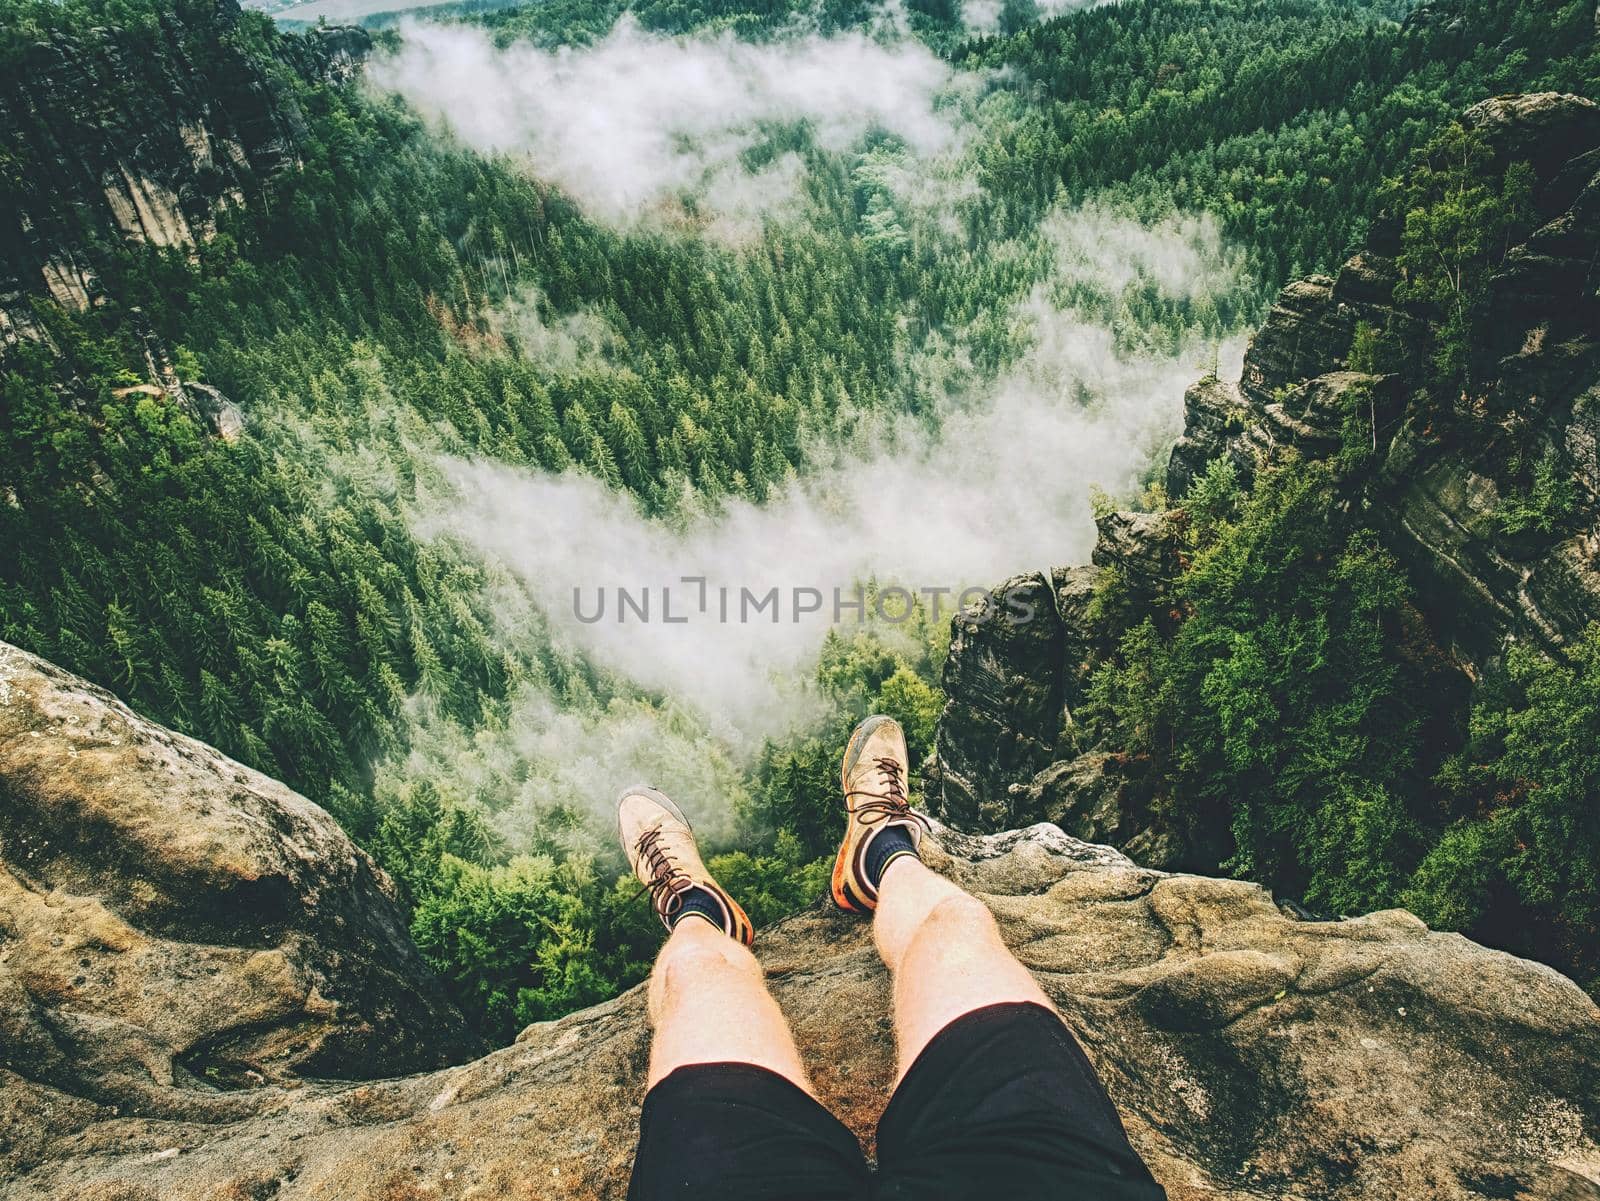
[620,786,870,1201]
[871,854,1052,1082]
[828,720,1165,1200]
[645,915,810,1090]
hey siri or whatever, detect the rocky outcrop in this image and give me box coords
[1167,92,1600,662]
[0,639,481,1136]
[1461,91,1600,187]
[2,634,1594,1201]
[1165,373,1253,496]
[935,93,1600,855]
[3,642,1597,1199]
[933,572,1071,831]
[931,515,1179,854]
[187,380,247,440]
[7,792,1600,1198]
[0,1,368,336]
[1008,751,1180,866]
[300,24,376,85]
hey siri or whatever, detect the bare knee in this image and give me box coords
[888,890,1051,1041]
[888,891,999,974]
[650,929,760,1015]
[922,891,998,940]
[657,928,759,987]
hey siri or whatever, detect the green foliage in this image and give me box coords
[1085,457,1446,913]
[876,666,944,758]
[1495,452,1578,537]
[1335,379,1380,474]
[1344,319,1405,377]
[1094,432,1598,996]
[6,0,977,1036]
[412,853,617,1038]
[1181,456,1242,548]
[1409,627,1600,994]
[959,0,1597,282]
[1387,121,1535,390]
[706,832,832,927]
[997,0,1039,38]
[1073,91,1600,996]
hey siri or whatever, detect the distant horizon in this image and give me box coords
[247,0,489,25]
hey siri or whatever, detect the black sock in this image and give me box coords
[668,886,727,933]
[865,825,919,891]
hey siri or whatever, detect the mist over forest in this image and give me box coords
[3,0,1598,1040]
[358,2,1260,929]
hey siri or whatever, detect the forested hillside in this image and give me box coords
[2,0,1597,1037]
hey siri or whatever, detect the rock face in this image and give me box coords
[0,0,369,333]
[3,642,1598,1199]
[933,572,1071,831]
[0,639,481,1145]
[937,93,1600,837]
[931,517,1180,861]
[4,638,1597,1200]
[1167,92,1600,662]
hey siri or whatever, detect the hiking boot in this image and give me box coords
[618,785,753,945]
[832,715,931,913]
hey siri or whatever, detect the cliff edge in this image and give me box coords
[2,640,1597,1200]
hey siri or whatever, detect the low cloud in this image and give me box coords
[419,213,1246,749]
[368,18,966,229]
[1040,204,1242,304]
[279,5,1257,842]
[380,684,749,854]
[488,286,621,373]
[962,0,1118,34]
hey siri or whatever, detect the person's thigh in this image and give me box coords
[628,1062,872,1201]
[873,1002,1166,1201]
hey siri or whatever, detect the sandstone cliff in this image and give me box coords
[1168,92,1600,662]
[0,0,370,338]
[932,93,1600,853]
[3,641,1599,1200]
[0,641,481,1133]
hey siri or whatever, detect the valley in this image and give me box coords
[2,0,1597,1048]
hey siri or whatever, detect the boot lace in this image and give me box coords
[847,757,930,833]
[635,825,694,918]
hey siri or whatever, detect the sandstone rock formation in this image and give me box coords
[0,1,370,333]
[1167,92,1600,662]
[936,93,1600,840]
[934,572,1070,831]
[0,639,481,1142]
[6,641,1597,1200]
[931,516,1180,861]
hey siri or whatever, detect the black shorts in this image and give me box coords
[628,1001,1166,1201]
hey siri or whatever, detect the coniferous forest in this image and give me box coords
[2,0,1598,1040]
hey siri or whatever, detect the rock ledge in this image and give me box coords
[3,644,1598,1200]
